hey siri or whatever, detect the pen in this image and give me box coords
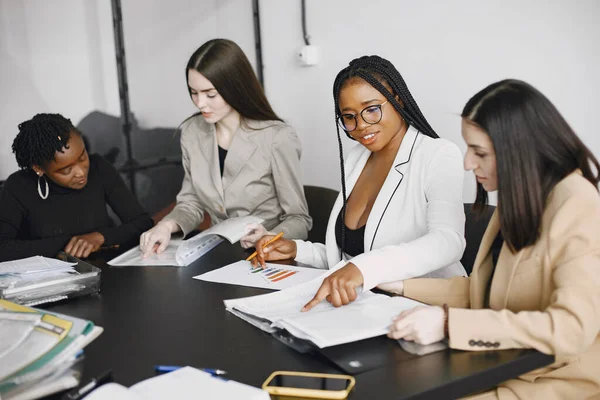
[245,231,284,261]
[97,244,120,251]
[154,365,227,376]
[61,370,113,400]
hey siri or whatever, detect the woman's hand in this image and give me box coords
[240,223,274,249]
[388,305,445,345]
[251,234,297,268]
[64,232,105,258]
[140,220,177,258]
[302,263,364,311]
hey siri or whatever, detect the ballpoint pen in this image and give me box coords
[154,365,227,376]
[61,370,113,400]
[245,231,284,261]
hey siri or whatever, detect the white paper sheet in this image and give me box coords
[107,240,182,267]
[85,367,269,400]
[108,216,263,267]
[224,265,422,348]
[0,257,78,290]
[194,261,326,290]
[0,256,76,275]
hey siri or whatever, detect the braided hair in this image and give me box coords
[332,55,438,255]
[12,113,78,170]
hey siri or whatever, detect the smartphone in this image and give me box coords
[262,371,356,399]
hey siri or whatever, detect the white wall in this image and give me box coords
[259,0,600,201]
[0,0,254,179]
[120,0,256,128]
[1,0,599,204]
[0,0,117,177]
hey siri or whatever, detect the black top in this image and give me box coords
[218,146,228,177]
[485,231,505,305]
[491,231,504,267]
[0,154,153,261]
[335,209,365,257]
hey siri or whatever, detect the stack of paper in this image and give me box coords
[0,255,100,306]
[224,274,421,348]
[0,256,78,292]
[84,367,269,400]
[0,299,103,400]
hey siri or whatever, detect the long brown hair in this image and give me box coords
[462,79,600,252]
[186,39,282,124]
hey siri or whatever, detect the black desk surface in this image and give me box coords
[45,241,554,399]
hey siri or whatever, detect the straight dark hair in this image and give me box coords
[186,38,282,125]
[332,55,438,254]
[462,79,600,252]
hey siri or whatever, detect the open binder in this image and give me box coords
[108,215,264,267]
[224,266,424,372]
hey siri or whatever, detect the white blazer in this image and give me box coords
[295,126,467,290]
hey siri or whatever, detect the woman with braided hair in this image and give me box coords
[254,55,466,310]
[0,113,153,261]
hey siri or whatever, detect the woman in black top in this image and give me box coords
[0,113,153,261]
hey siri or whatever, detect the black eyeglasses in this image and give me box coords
[337,100,389,132]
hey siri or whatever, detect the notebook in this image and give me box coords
[224,264,421,348]
[108,216,264,267]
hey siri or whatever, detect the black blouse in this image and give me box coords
[335,209,365,257]
[218,146,228,177]
[0,154,153,261]
[485,231,505,305]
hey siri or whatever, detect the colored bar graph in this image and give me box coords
[248,265,299,284]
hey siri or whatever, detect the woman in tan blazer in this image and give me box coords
[139,39,311,256]
[388,79,600,399]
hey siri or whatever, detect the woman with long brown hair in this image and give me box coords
[140,39,311,256]
[389,79,600,399]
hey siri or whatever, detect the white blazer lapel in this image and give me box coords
[325,146,371,265]
[364,126,419,251]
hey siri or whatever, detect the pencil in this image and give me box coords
[245,231,284,261]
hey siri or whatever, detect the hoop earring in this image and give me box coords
[37,175,49,200]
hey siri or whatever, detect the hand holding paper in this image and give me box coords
[139,220,178,258]
[387,305,445,345]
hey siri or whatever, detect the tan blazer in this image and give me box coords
[403,171,600,400]
[164,116,312,239]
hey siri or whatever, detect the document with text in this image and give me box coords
[108,216,264,267]
[224,266,421,348]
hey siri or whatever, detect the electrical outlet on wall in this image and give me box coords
[298,45,319,66]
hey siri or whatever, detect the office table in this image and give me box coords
[45,241,554,399]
